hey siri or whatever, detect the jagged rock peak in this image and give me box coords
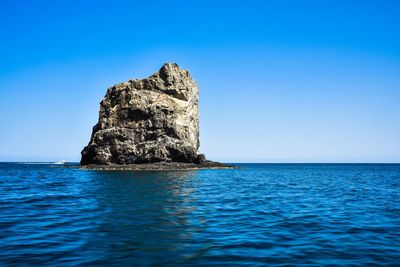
[158,62,190,78]
[80,63,205,165]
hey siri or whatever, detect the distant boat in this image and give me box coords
[54,160,67,165]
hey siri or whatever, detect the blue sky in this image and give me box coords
[0,0,399,162]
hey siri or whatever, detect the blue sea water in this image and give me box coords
[0,163,399,266]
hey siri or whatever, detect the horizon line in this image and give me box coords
[1,161,399,164]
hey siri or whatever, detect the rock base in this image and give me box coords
[80,161,234,171]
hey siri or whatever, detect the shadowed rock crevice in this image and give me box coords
[81,63,206,165]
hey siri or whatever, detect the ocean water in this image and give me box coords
[0,163,399,266]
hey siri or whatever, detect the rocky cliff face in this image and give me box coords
[81,63,205,165]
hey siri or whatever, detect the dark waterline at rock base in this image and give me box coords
[80,160,234,171]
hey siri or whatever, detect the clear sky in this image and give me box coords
[0,0,399,163]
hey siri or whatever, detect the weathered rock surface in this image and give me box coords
[81,63,208,165]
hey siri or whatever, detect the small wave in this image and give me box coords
[16,162,54,165]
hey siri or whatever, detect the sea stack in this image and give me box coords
[81,63,227,169]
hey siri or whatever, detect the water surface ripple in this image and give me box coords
[0,163,399,266]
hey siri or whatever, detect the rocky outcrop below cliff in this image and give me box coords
[81,63,229,169]
[81,161,233,171]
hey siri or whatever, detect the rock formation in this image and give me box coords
[81,63,207,165]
